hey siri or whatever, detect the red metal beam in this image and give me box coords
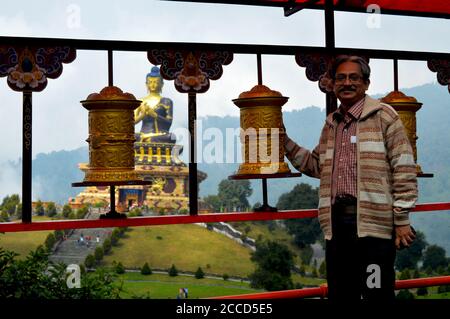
[0,202,449,233]
[210,276,450,299]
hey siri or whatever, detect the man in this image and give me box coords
[284,55,417,300]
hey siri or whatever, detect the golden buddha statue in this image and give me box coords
[135,66,176,143]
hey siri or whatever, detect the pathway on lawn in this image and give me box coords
[49,209,113,266]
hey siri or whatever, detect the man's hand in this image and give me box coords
[395,225,416,249]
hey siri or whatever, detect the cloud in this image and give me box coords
[0,161,21,201]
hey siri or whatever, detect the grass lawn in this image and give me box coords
[291,273,326,287]
[0,216,53,258]
[102,224,256,277]
[415,286,450,299]
[117,272,263,299]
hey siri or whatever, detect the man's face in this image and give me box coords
[333,61,369,107]
[146,77,162,93]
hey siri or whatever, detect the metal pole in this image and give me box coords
[22,91,32,223]
[393,59,399,91]
[325,0,337,115]
[108,49,113,86]
[257,54,263,85]
[188,93,198,216]
[110,185,116,214]
[262,178,268,207]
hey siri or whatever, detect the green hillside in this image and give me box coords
[0,216,53,258]
[101,224,256,277]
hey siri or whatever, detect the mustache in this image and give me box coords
[339,86,356,92]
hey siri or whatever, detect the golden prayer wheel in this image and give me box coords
[233,85,291,175]
[81,86,142,182]
[381,91,423,174]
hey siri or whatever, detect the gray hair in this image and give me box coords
[330,55,371,82]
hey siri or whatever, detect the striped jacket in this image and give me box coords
[285,95,418,240]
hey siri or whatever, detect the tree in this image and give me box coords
[217,179,252,211]
[203,195,222,212]
[277,183,321,248]
[396,289,415,300]
[103,238,112,254]
[249,240,294,291]
[169,264,178,277]
[94,246,104,263]
[114,262,125,274]
[44,233,56,251]
[45,202,57,217]
[0,194,20,215]
[223,274,229,281]
[141,262,152,275]
[34,200,45,216]
[416,287,428,296]
[110,232,119,246]
[422,245,448,271]
[395,230,427,271]
[300,245,314,265]
[399,269,411,280]
[76,206,89,219]
[62,204,72,218]
[85,254,95,268]
[195,267,205,279]
[15,203,22,219]
[319,260,327,279]
[0,246,122,298]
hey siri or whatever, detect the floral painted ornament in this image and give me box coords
[148,49,233,93]
[0,45,76,92]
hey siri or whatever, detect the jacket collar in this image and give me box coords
[326,95,382,127]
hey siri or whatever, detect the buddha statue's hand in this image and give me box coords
[145,107,158,118]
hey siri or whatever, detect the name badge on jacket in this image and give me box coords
[351,136,357,144]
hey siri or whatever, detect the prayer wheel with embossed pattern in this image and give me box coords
[81,86,142,182]
[233,85,291,175]
[381,90,423,174]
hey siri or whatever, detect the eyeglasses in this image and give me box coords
[334,74,364,84]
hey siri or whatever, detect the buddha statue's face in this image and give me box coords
[146,76,163,93]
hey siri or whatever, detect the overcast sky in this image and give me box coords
[0,0,449,165]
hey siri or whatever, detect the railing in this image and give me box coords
[209,276,450,299]
[0,202,449,232]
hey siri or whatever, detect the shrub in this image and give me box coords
[195,267,205,279]
[54,230,64,241]
[141,262,152,275]
[299,265,306,276]
[68,212,77,220]
[400,269,411,280]
[438,285,450,294]
[396,289,415,300]
[319,260,327,278]
[103,238,112,254]
[168,264,178,277]
[115,262,125,274]
[85,254,95,268]
[45,202,57,217]
[94,246,104,263]
[76,206,89,219]
[44,233,56,251]
[416,287,428,296]
[223,274,229,281]
[156,236,163,240]
[0,211,9,222]
[110,233,119,246]
[62,204,72,218]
